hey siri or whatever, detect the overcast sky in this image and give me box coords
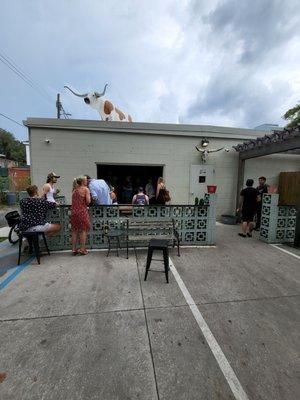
[1,0,300,140]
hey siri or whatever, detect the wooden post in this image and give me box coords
[236,157,245,209]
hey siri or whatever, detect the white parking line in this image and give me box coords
[169,256,249,400]
[270,244,300,260]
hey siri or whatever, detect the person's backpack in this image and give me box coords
[134,194,147,205]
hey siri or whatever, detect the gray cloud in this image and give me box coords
[204,0,300,64]
[187,68,292,127]
[0,0,299,139]
[186,0,300,127]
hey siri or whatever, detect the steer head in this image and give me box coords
[64,84,108,111]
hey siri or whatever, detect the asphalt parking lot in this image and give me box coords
[0,224,299,400]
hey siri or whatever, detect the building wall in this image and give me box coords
[28,120,300,218]
[244,154,300,187]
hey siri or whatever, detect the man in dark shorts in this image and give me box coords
[255,176,269,230]
[237,179,260,238]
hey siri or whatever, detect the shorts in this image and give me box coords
[26,223,53,233]
[242,209,255,223]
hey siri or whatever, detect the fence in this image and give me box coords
[7,167,30,191]
[46,194,216,250]
[260,194,297,244]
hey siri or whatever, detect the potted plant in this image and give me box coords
[207,185,217,194]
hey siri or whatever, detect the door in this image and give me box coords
[97,163,163,204]
[189,164,215,203]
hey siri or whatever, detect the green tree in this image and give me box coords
[282,103,300,129]
[0,128,26,163]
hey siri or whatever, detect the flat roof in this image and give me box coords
[24,118,267,140]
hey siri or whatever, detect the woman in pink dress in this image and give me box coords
[71,176,91,255]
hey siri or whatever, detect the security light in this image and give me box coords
[201,138,209,147]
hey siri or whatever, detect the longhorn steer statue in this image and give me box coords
[64,84,132,122]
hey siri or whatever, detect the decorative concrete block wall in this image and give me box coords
[260,194,296,244]
[46,194,216,250]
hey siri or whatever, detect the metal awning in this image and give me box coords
[233,127,300,160]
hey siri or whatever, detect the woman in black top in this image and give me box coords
[156,177,170,205]
[237,179,260,238]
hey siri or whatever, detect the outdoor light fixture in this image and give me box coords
[44,139,51,144]
[201,138,209,147]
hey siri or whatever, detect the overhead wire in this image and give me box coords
[0,112,24,128]
[0,49,72,118]
[0,49,50,98]
[0,50,53,105]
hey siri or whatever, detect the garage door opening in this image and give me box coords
[97,164,163,204]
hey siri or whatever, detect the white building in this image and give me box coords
[25,118,300,217]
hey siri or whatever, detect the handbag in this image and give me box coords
[160,188,171,202]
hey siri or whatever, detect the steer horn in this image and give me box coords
[64,86,88,98]
[95,84,108,98]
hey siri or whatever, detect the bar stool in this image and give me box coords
[18,232,50,265]
[144,239,170,283]
[106,229,124,257]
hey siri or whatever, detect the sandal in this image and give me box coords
[78,249,88,255]
[72,250,79,255]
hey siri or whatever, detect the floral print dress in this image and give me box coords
[71,189,90,232]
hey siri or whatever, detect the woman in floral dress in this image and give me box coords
[71,176,91,255]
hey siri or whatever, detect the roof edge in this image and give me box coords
[23,117,267,140]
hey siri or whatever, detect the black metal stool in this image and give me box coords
[18,232,50,265]
[144,239,170,283]
[106,229,124,257]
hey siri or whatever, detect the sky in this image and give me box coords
[0,0,300,141]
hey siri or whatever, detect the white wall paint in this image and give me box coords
[244,154,300,187]
[30,126,300,218]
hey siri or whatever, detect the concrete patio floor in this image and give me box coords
[0,224,299,400]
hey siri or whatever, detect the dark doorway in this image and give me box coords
[97,164,163,204]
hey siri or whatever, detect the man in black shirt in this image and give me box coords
[255,176,269,230]
[20,185,60,235]
[237,179,260,238]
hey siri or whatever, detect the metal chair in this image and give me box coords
[18,231,50,265]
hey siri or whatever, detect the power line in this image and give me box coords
[0,50,52,104]
[0,50,50,98]
[0,53,51,103]
[0,50,73,119]
[0,112,24,128]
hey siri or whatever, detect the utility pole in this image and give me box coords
[56,93,61,119]
[56,92,71,119]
